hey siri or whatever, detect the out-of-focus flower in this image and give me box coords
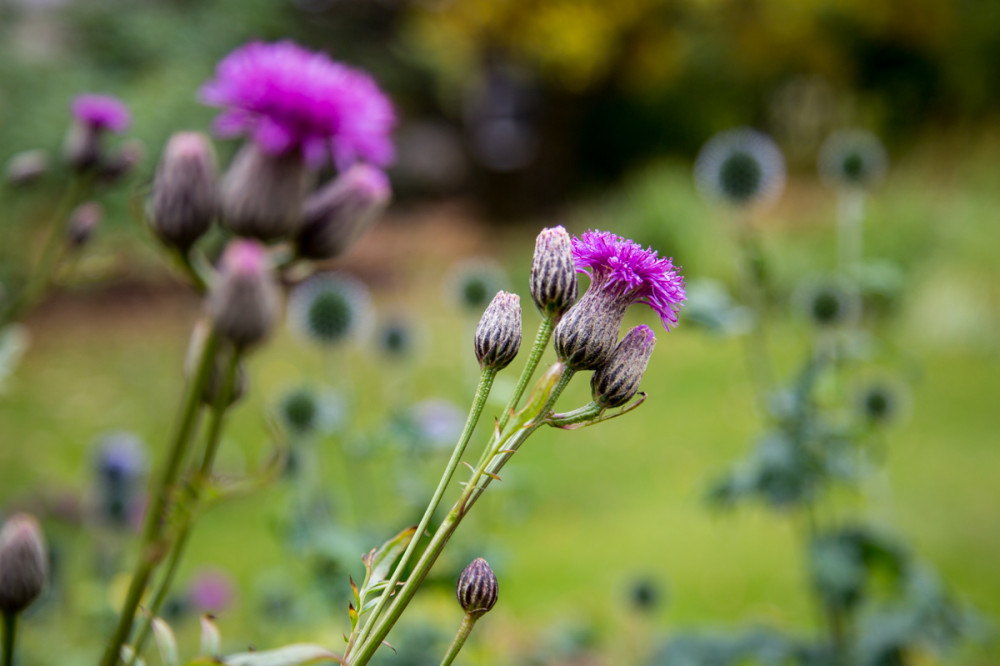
[695,128,786,209]
[410,399,465,450]
[65,94,131,171]
[200,41,395,169]
[188,568,235,613]
[149,132,217,251]
[94,432,147,529]
[446,259,509,313]
[288,273,372,346]
[794,279,858,329]
[66,201,101,249]
[207,240,281,348]
[0,513,48,615]
[4,149,49,186]
[554,230,684,371]
[819,129,888,191]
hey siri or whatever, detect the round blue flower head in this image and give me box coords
[554,230,685,371]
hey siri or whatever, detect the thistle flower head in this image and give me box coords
[591,325,656,408]
[200,41,395,169]
[456,557,498,617]
[0,513,48,615]
[474,291,522,371]
[819,129,888,191]
[695,128,786,209]
[71,94,131,133]
[207,240,281,348]
[288,273,372,346]
[530,225,577,318]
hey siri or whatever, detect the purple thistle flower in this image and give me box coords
[571,230,686,329]
[71,94,131,133]
[200,41,396,169]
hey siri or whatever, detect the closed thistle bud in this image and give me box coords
[591,325,656,408]
[149,132,218,251]
[530,225,577,319]
[474,291,521,371]
[295,164,391,260]
[4,149,49,186]
[0,513,48,615]
[207,240,280,348]
[220,142,310,241]
[456,557,498,617]
[554,290,628,371]
[66,201,102,249]
[99,138,144,184]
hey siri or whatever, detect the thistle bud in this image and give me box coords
[0,513,48,615]
[591,325,656,408]
[554,291,628,371]
[474,291,521,371]
[207,240,280,348]
[4,149,49,186]
[99,138,144,184]
[295,164,391,260]
[530,226,577,319]
[456,557,498,617]
[220,143,310,241]
[64,94,131,173]
[66,201,102,249]
[149,132,218,251]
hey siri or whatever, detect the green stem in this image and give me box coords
[2,612,16,666]
[99,327,221,666]
[498,317,554,433]
[126,349,241,664]
[349,365,573,665]
[347,368,496,656]
[734,223,775,416]
[438,614,479,666]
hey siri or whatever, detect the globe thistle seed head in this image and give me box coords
[94,432,147,528]
[456,557,498,617]
[819,129,888,191]
[795,280,858,328]
[591,325,656,408]
[219,142,311,241]
[288,273,373,346]
[279,386,320,436]
[856,381,907,426]
[376,316,416,358]
[66,201,102,249]
[474,291,522,371]
[530,225,578,319]
[207,240,281,348]
[295,164,391,261]
[446,259,509,313]
[695,128,786,209]
[4,149,49,186]
[65,94,131,172]
[149,132,218,251]
[0,513,48,615]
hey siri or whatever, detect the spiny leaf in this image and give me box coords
[461,461,475,472]
[200,614,222,657]
[220,644,343,666]
[485,472,502,481]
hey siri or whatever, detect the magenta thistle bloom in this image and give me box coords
[572,230,685,329]
[200,41,396,169]
[71,94,131,133]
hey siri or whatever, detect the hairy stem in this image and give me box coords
[438,614,479,666]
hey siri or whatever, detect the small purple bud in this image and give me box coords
[591,325,656,408]
[0,513,48,615]
[65,94,131,172]
[99,138,145,183]
[456,557,498,617]
[554,291,628,371]
[219,142,310,241]
[295,164,391,261]
[4,150,49,186]
[207,240,281,348]
[530,226,577,319]
[149,132,218,251]
[66,201,102,249]
[474,291,521,371]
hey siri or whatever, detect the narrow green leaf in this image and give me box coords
[121,645,147,666]
[221,644,342,666]
[368,526,418,586]
[200,614,222,657]
[152,617,180,666]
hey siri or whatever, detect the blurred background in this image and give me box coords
[1,0,999,664]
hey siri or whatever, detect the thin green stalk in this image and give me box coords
[126,349,241,664]
[350,365,573,665]
[438,614,479,666]
[498,317,553,433]
[348,368,497,656]
[2,612,16,666]
[733,223,775,416]
[99,327,221,666]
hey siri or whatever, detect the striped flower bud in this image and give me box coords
[530,225,577,319]
[591,325,656,408]
[474,291,521,371]
[207,240,280,348]
[149,132,218,251]
[456,557,498,617]
[554,290,628,371]
[220,142,310,241]
[0,514,48,615]
[66,201,102,249]
[295,164,391,260]
[4,149,48,186]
